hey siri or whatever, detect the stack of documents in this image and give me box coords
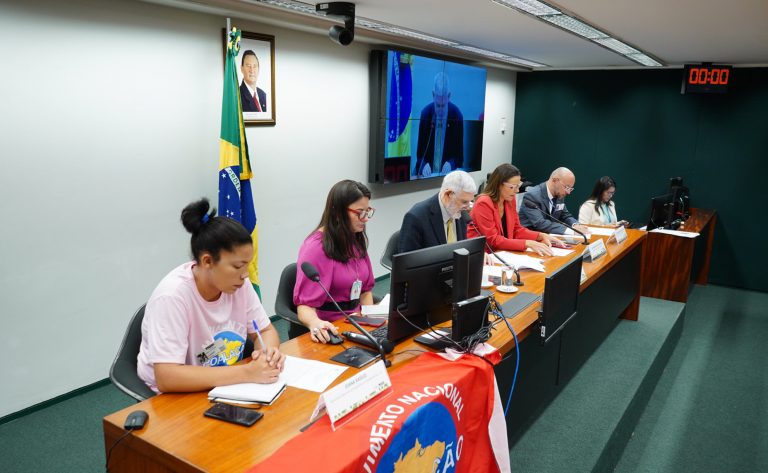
[489,251,546,272]
[526,246,574,257]
[649,228,699,238]
[208,355,349,405]
[361,294,390,316]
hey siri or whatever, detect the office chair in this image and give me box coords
[380,230,400,271]
[109,304,156,402]
[110,304,256,402]
[275,263,309,339]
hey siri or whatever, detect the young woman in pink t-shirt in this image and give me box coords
[137,198,285,393]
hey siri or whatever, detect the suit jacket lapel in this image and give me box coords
[429,196,447,245]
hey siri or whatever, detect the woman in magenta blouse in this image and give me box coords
[293,180,376,344]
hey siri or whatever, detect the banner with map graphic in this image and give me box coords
[248,352,509,473]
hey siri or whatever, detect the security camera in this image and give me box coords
[316,2,355,46]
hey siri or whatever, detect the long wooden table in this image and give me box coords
[103,230,646,472]
[640,208,716,302]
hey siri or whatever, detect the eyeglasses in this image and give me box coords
[562,183,575,192]
[502,182,522,190]
[348,207,375,220]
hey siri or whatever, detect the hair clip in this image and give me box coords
[201,213,210,224]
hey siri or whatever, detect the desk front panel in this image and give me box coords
[640,208,716,302]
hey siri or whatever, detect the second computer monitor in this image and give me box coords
[386,237,486,343]
[539,255,582,345]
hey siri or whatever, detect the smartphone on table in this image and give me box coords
[204,402,263,427]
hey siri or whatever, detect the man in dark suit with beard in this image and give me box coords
[414,72,464,178]
[398,171,477,253]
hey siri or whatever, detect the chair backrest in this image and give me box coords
[109,304,157,402]
[274,262,308,339]
[380,230,400,271]
[516,192,526,212]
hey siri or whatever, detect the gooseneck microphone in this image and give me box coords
[461,210,523,286]
[300,262,392,367]
[523,200,589,245]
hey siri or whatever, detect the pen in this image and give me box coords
[251,320,267,354]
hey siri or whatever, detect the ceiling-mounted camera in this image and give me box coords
[315,2,355,46]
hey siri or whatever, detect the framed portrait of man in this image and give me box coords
[234,31,276,126]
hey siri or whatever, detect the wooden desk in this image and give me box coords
[103,230,646,472]
[640,208,716,302]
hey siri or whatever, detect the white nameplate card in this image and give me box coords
[310,360,392,431]
[580,268,587,284]
[610,226,628,244]
[586,238,607,261]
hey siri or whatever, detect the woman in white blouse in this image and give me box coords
[579,176,627,227]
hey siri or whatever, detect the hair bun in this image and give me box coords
[181,198,213,234]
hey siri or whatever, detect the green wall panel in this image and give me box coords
[512,68,768,292]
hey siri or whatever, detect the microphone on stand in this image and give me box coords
[461,210,523,286]
[523,200,589,245]
[300,262,392,367]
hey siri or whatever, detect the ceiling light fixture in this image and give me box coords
[625,53,662,67]
[489,0,663,67]
[355,19,459,46]
[455,45,547,68]
[593,37,640,55]
[253,0,317,15]
[540,15,607,40]
[490,0,560,17]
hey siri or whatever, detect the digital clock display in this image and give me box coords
[682,64,732,94]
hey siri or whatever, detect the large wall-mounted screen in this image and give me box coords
[369,49,487,184]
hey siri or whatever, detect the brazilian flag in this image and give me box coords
[218,27,261,298]
[386,51,413,158]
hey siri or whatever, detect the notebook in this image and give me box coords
[208,379,287,406]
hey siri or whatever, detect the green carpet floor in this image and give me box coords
[614,284,768,473]
[510,296,685,473]
[1,284,765,472]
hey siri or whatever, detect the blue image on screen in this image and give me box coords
[382,49,486,182]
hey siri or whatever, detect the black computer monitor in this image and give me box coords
[539,255,582,345]
[647,193,675,230]
[386,237,486,343]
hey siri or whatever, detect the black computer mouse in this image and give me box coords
[124,410,148,430]
[327,332,344,345]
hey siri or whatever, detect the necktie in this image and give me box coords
[551,197,557,214]
[446,218,456,243]
[254,93,262,112]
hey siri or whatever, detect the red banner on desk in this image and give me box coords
[248,351,509,473]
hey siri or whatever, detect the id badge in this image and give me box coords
[350,279,362,300]
[197,338,226,364]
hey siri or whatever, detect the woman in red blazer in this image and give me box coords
[468,164,562,255]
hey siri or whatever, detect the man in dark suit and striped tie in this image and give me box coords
[240,50,268,113]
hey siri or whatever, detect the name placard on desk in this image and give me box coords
[583,239,607,262]
[609,226,628,244]
[311,361,392,431]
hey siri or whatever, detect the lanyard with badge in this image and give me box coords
[350,258,362,301]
